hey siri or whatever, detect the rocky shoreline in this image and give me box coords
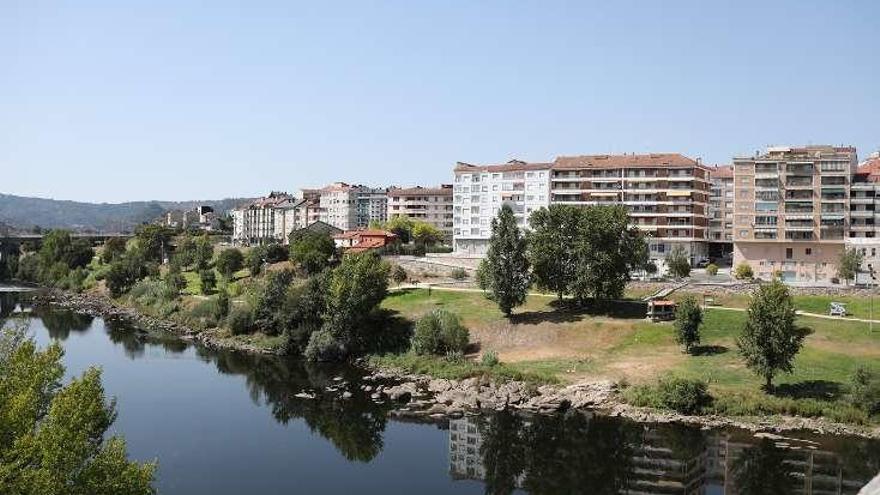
[32,289,880,440]
[365,368,880,440]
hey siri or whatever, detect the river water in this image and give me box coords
[2,290,879,494]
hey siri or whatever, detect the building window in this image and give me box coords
[785,248,792,259]
[805,248,811,255]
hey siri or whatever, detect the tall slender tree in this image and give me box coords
[737,279,805,390]
[484,204,530,317]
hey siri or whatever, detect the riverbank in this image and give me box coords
[33,287,880,439]
[35,289,285,356]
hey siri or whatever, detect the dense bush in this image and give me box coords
[665,246,691,279]
[289,231,334,275]
[165,266,187,295]
[215,248,244,280]
[264,243,289,264]
[199,269,216,295]
[705,263,718,276]
[734,262,754,280]
[227,306,254,335]
[411,309,470,356]
[850,366,880,415]
[657,377,712,415]
[390,264,407,286]
[481,350,499,367]
[450,267,468,280]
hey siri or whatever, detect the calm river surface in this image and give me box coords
[2,290,879,494]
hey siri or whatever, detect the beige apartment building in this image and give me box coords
[549,153,711,266]
[387,185,454,242]
[732,146,858,283]
[707,165,734,259]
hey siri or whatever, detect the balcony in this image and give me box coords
[850,209,875,218]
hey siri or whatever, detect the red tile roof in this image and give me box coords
[856,158,880,183]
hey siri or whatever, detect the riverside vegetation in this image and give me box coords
[3,205,880,430]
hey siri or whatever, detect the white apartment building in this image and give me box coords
[231,192,292,245]
[318,182,359,231]
[452,160,552,255]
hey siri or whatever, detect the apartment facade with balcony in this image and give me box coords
[451,153,710,264]
[387,185,454,242]
[231,192,293,245]
[355,187,389,228]
[732,146,858,283]
[707,165,734,259]
[452,160,552,255]
[550,153,711,266]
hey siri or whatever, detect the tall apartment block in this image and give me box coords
[732,146,858,283]
[550,154,710,265]
[707,165,734,258]
[355,187,389,228]
[452,161,552,255]
[387,185,454,241]
[452,154,710,265]
[231,191,294,245]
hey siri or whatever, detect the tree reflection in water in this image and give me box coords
[9,291,880,493]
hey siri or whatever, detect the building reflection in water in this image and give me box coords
[449,411,880,494]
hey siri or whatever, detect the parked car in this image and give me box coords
[696,258,710,268]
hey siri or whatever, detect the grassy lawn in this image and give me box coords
[379,288,880,423]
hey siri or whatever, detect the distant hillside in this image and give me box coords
[0,194,253,233]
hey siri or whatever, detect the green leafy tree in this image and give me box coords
[837,247,863,286]
[246,246,265,277]
[214,287,230,321]
[199,269,216,295]
[411,221,443,247]
[306,252,390,360]
[527,205,581,299]
[0,326,155,494]
[665,245,691,279]
[674,295,703,353]
[289,230,336,275]
[164,265,186,295]
[571,205,647,303]
[134,225,171,263]
[705,263,718,276]
[105,249,154,297]
[215,248,244,280]
[174,234,197,268]
[253,269,295,335]
[737,280,806,390]
[385,216,414,244]
[484,204,530,317]
[193,234,214,270]
[101,237,127,264]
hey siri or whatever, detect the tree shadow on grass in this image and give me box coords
[548,298,648,320]
[771,380,844,401]
[509,308,584,325]
[690,345,729,356]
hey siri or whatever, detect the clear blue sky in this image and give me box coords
[2,0,878,203]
